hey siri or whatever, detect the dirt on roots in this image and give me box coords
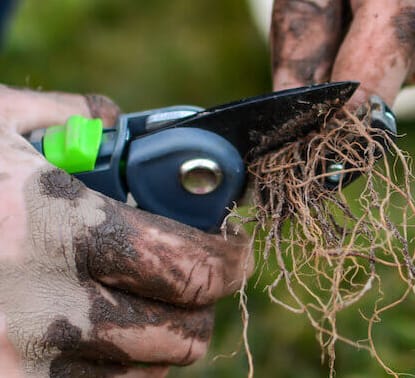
[225,107,415,377]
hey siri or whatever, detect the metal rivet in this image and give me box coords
[327,163,344,183]
[180,158,223,195]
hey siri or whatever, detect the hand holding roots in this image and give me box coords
[231,107,414,377]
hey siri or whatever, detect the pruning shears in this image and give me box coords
[30,81,396,232]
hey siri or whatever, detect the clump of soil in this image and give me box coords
[229,107,415,377]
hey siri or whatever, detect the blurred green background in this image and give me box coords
[2,1,414,377]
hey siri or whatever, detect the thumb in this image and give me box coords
[0,313,24,378]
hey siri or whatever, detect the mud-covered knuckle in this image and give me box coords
[79,226,107,270]
[182,237,251,304]
[166,309,213,365]
[177,257,221,306]
[84,94,121,127]
[172,338,209,366]
[44,318,82,354]
[37,169,87,201]
[73,228,107,283]
[86,288,214,364]
[83,213,138,283]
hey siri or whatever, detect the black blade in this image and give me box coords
[172,81,359,159]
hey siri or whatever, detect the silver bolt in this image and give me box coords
[327,163,344,183]
[180,158,223,195]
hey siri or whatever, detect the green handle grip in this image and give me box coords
[43,115,103,174]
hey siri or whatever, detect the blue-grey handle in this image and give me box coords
[126,127,246,232]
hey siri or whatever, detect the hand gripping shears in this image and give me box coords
[31,82,396,232]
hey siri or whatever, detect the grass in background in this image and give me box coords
[3,0,270,109]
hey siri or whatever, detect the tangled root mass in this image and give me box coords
[230,108,415,377]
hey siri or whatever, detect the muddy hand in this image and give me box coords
[271,0,415,108]
[0,86,253,377]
